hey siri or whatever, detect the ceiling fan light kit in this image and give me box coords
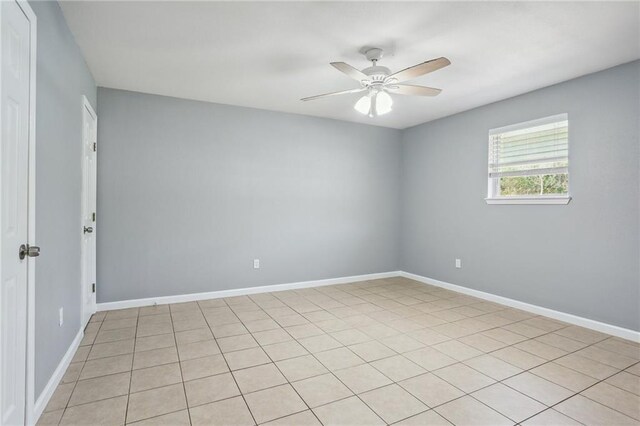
[302,47,450,118]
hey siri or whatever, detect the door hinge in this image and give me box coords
[92,212,96,222]
[92,283,96,293]
[92,142,97,152]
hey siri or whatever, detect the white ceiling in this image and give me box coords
[60,1,639,129]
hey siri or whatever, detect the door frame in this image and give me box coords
[0,0,38,423]
[80,95,97,328]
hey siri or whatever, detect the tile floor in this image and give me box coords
[38,277,640,425]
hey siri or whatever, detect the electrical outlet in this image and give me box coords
[455,259,462,269]
[253,259,260,269]
[58,307,64,327]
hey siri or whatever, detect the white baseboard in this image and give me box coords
[400,271,640,343]
[32,328,84,424]
[97,271,401,311]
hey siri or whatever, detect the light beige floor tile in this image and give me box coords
[606,371,640,395]
[87,339,135,360]
[133,346,178,370]
[556,326,609,344]
[298,334,342,353]
[521,409,582,426]
[127,383,187,423]
[178,339,220,360]
[503,372,574,406]
[313,396,384,425]
[482,328,529,345]
[433,363,495,393]
[137,322,174,338]
[276,355,328,382]
[79,331,97,347]
[399,373,464,408]
[331,329,372,346]
[432,340,483,361]
[491,347,546,370]
[173,317,208,332]
[314,347,365,371]
[184,372,240,407]
[348,341,396,362]
[128,409,190,425]
[174,328,213,345]
[359,384,427,424]
[404,347,457,371]
[262,340,308,361]
[244,384,307,424]
[263,410,320,426]
[596,338,640,360]
[134,334,175,352]
[292,373,353,408]
[233,363,287,394]
[95,327,137,344]
[459,334,507,352]
[130,362,182,392]
[180,354,229,381]
[44,383,75,412]
[515,340,568,360]
[627,363,640,376]
[68,371,130,406]
[80,353,133,380]
[555,394,638,425]
[138,305,170,317]
[380,335,425,353]
[334,364,393,394]
[472,383,546,422]
[531,362,598,392]
[36,409,64,425]
[59,395,127,426]
[217,334,258,353]
[503,322,547,338]
[408,329,451,346]
[101,317,137,331]
[395,410,452,425]
[435,395,512,426]
[555,353,619,379]
[105,308,139,320]
[61,363,83,384]
[464,354,523,381]
[189,396,254,426]
[252,328,292,346]
[370,355,426,382]
[576,345,637,369]
[244,318,280,333]
[534,333,587,352]
[582,382,640,420]
[71,346,90,363]
[224,346,271,370]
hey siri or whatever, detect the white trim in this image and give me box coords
[399,271,640,343]
[97,271,401,311]
[485,196,571,205]
[489,113,568,136]
[32,329,84,424]
[80,95,97,329]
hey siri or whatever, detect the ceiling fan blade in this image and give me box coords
[387,57,451,83]
[301,87,366,102]
[330,62,369,82]
[388,84,442,97]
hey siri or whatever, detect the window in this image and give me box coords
[486,113,571,204]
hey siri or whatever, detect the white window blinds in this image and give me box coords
[488,114,568,178]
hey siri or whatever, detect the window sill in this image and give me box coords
[485,196,571,205]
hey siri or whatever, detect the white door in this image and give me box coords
[81,98,97,327]
[1,1,33,425]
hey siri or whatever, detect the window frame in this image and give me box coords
[485,114,572,205]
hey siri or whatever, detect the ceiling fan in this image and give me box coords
[302,48,450,117]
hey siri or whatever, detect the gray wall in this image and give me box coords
[30,1,97,398]
[401,61,640,331]
[96,88,402,303]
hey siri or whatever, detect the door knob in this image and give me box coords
[83,226,94,234]
[19,244,40,260]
